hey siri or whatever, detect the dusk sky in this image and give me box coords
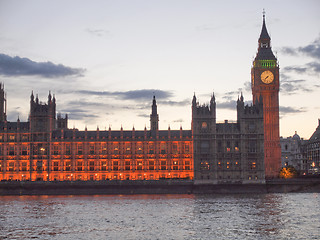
[0,0,319,139]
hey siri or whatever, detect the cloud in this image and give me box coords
[137,114,149,118]
[280,79,311,95]
[283,62,320,75]
[0,53,85,78]
[158,99,190,106]
[217,100,236,110]
[86,28,110,37]
[280,35,320,60]
[173,118,184,123]
[280,106,306,114]
[77,89,173,101]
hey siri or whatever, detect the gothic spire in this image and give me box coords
[259,9,271,41]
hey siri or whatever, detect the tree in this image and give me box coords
[279,166,298,179]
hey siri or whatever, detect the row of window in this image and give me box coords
[0,142,192,155]
[0,160,192,172]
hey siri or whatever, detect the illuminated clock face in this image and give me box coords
[261,70,274,84]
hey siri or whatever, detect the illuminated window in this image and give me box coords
[137,161,143,170]
[89,161,95,171]
[137,144,143,154]
[148,143,154,154]
[9,135,15,141]
[65,161,71,171]
[77,144,83,155]
[8,162,15,171]
[149,161,154,170]
[185,161,191,170]
[173,161,178,170]
[101,161,107,171]
[161,161,166,170]
[77,161,83,171]
[113,161,118,171]
[89,144,95,155]
[251,162,256,169]
[53,145,59,155]
[21,162,28,171]
[161,144,166,154]
[65,144,71,155]
[126,144,131,154]
[125,161,130,170]
[184,143,190,153]
[172,143,178,154]
[200,161,209,170]
[101,144,107,154]
[53,161,59,171]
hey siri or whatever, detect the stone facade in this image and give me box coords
[192,94,265,184]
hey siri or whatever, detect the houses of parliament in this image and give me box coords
[0,15,281,184]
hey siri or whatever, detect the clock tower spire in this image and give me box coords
[251,12,281,178]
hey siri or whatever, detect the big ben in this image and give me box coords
[252,13,281,178]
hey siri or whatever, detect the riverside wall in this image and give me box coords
[0,178,319,196]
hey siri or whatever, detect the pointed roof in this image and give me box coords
[259,13,271,40]
[255,12,277,61]
[309,119,320,142]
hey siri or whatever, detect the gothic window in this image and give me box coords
[184,143,190,153]
[77,161,83,171]
[200,161,210,170]
[136,143,143,154]
[235,141,239,152]
[65,161,71,171]
[113,143,119,154]
[160,144,166,154]
[101,143,107,154]
[77,144,83,155]
[125,143,131,154]
[113,161,118,171]
[125,161,130,170]
[53,161,59,171]
[226,141,231,152]
[148,143,154,154]
[65,144,71,155]
[149,160,154,170]
[185,161,190,170]
[172,160,178,170]
[53,145,59,155]
[172,143,178,154]
[8,145,15,155]
[137,161,143,170]
[89,161,95,171]
[101,161,107,171]
[218,141,222,153]
[249,141,257,153]
[8,162,15,171]
[200,141,209,154]
[21,162,28,171]
[161,160,166,170]
[89,144,95,155]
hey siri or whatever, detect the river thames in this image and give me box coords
[0,193,319,239]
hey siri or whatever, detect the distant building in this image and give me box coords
[280,132,308,175]
[304,119,320,174]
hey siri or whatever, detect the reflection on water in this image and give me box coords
[0,194,319,239]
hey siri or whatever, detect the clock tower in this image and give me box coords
[252,13,281,178]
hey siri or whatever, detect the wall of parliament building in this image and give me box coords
[0,85,265,184]
[0,15,280,184]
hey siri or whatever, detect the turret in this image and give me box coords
[150,95,159,133]
[0,83,7,122]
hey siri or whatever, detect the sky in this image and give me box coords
[0,0,319,139]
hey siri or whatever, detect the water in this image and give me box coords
[0,194,319,240]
